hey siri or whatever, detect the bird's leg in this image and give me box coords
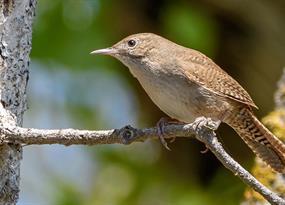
[156,117,171,150]
[156,117,184,150]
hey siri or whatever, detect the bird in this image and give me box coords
[91,33,285,173]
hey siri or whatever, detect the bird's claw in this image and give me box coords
[169,136,176,143]
[156,117,184,149]
[157,117,171,151]
[200,146,209,154]
[192,117,220,132]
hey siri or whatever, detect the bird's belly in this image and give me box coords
[139,74,228,123]
[148,85,200,122]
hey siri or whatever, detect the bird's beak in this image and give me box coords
[90,47,116,55]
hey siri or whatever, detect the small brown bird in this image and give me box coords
[91,33,285,173]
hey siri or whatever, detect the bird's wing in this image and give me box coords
[179,51,257,108]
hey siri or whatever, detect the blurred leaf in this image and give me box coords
[162,3,219,57]
[54,182,83,205]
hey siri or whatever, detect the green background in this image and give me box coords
[19,0,285,205]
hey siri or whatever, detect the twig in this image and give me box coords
[0,117,284,204]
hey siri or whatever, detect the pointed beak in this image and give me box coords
[90,47,116,55]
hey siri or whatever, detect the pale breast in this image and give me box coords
[136,70,231,123]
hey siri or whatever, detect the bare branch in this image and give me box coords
[0,117,284,204]
[0,123,193,146]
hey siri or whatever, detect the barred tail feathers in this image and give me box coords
[226,107,285,173]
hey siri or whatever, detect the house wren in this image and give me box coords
[91,33,285,173]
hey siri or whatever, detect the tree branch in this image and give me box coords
[0,122,192,146]
[0,117,284,204]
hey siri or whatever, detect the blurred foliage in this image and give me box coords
[243,72,285,204]
[263,109,285,141]
[162,4,218,57]
[28,0,285,205]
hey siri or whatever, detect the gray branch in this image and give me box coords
[0,117,284,205]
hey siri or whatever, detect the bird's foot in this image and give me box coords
[200,146,209,154]
[157,117,171,150]
[156,117,183,150]
[192,117,221,132]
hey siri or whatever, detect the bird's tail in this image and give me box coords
[225,107,285,173]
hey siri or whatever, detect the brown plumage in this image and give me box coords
[177,47,285,172]
[181,51,258,108]
[91,33,285,173]
[178,46,285,173]
[225,107,285,173]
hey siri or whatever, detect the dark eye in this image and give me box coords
[127,39,137,47]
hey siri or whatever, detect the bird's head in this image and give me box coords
[91,33,173,70]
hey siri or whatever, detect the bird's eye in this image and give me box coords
[127,39,137,47]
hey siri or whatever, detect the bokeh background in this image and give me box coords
[18,0,285,205]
